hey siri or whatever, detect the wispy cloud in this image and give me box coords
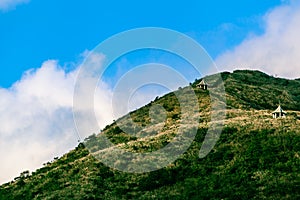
[0,0,30,11]
[216,0,300,79]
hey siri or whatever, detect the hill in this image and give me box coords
[220,70,300,110]
[0,70,299,199]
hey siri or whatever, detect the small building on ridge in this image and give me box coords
[197,79,208,90]
[272,105,287,119]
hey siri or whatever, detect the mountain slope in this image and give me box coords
[0,70,300,199]
[220,70,300,110]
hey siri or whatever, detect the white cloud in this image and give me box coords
[0,52,168,184]
[216,0,300,79]
[0,58,114,184]
[0,0,29,11]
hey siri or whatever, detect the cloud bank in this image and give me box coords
[0,58,115,184]
[216,0,300,79]
[0,0,29,11]
[0,53,168,184]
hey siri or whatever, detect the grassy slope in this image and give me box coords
[222,70,300,110]
[0,70,300,199]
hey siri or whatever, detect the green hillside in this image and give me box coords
[0,70,299,199]
[220,70,300,110]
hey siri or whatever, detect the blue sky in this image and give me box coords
[0,0,283,87]
[2,0,300,184]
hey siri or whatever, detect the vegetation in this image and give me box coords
[219,70,300,110]
[0,70,299,199]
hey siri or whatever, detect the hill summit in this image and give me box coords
[1,70,299,199]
